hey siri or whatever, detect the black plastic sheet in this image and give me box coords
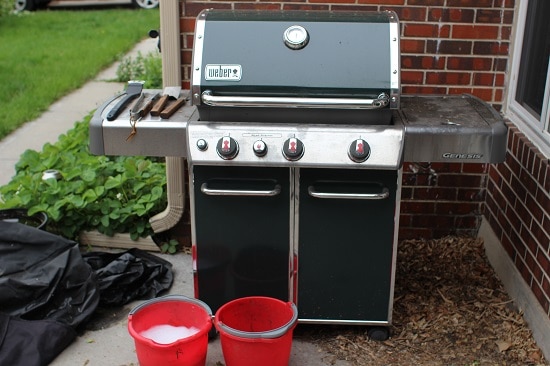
[0,221,99,366]
[82,248,174,306]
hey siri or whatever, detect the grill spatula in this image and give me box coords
[106,81,144,121]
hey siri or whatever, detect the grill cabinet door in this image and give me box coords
[192,166,291,313]
[297,168,398,323]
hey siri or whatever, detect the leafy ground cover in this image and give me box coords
[0,8,159,140]
[0,116,167,240]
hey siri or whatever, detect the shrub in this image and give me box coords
[116,51,162,89]
[0,0,13,17]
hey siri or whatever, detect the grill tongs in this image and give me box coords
[200,90,390,109]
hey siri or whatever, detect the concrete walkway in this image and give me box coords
[0,38,350,366]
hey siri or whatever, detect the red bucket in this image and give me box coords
[214,296,298,366]
[128,295,212,366]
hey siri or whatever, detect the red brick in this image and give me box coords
[408,0,445,5]
[236,3,284,9]
[469,88,495,102]
[412,214,455,228]
[401,39,426,53]
[437,173,484,187]
[447,0,493,7]
[309,0,355,4]
[180,17,195,32]
[427,40,472,54]
[462,163,490,174]
[383,6,427,21]
[402,86,447,95]
[447,56,493,71]
[429,8,475,23]
[182,50,192,65]
[184,3,231,16]
[358,0,404,3]
[452,25,500,39]
[413,187,458,200]
[400,201,436,214]
[401,55,446,69]
[473,41,509,55]
[403,23,450,38]
[401,70,425,84]
[476,9,514,24]
[283,4,329,11]
[436,202,481,215]
[426,72,472,85]
[332,5,378,11]
[473,73,496,86]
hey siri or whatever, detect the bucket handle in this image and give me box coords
[129,295,213,318]
[217,302,298,339]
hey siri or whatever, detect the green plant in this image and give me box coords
[0,114,167,241]
[160,239,180,254]
[116,51,163,89]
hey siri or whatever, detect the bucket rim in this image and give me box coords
[129,295,213,317]
[215,296,298,339]
[128,295,213,346]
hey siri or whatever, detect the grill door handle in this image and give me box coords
[308,186,389,200]
[201,90,389,109]
[201,183,281,197]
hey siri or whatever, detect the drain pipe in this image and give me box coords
[149,0,185,234]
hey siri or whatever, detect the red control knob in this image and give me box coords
[216,136,239,160]
[348,139,370,162]
[282,137,304,161]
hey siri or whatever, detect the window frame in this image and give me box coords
[506,0,550,157]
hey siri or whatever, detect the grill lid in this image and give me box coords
[191,9,400,123]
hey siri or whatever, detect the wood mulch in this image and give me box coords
[296,236,547,366]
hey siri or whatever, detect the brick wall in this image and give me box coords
[485,123,550,315]
[179,0,514,240]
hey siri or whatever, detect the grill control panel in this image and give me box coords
[187,118,404,169]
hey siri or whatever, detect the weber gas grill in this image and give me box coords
[90,9,507,339]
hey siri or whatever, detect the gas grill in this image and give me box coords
[89,9,507,339]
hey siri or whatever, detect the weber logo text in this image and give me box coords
[205,64,242,81]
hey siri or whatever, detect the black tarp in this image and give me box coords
[0,221,174,366]
[82,248,174,306]
[0,221,99,366]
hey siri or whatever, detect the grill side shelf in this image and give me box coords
[400,94,508,163]
[89,89,191,157]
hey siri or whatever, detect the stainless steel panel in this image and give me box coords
[400,94,508,163]
[90,90,191,157]
[186,112,405,169]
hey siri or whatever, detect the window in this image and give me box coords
[507,0,550,155]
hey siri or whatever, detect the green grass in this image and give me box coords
[0,8,159,140]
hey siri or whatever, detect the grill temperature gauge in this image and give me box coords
[283,25,309,50]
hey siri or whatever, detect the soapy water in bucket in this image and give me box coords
[140,324,200,344]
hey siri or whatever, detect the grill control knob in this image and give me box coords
[282,137,304,161]
[217,136,239,160]
[348,139,370,163]
[196,139,208,151]
[253,140,267,157]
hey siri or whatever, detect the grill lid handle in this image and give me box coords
[200,90,390,109]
